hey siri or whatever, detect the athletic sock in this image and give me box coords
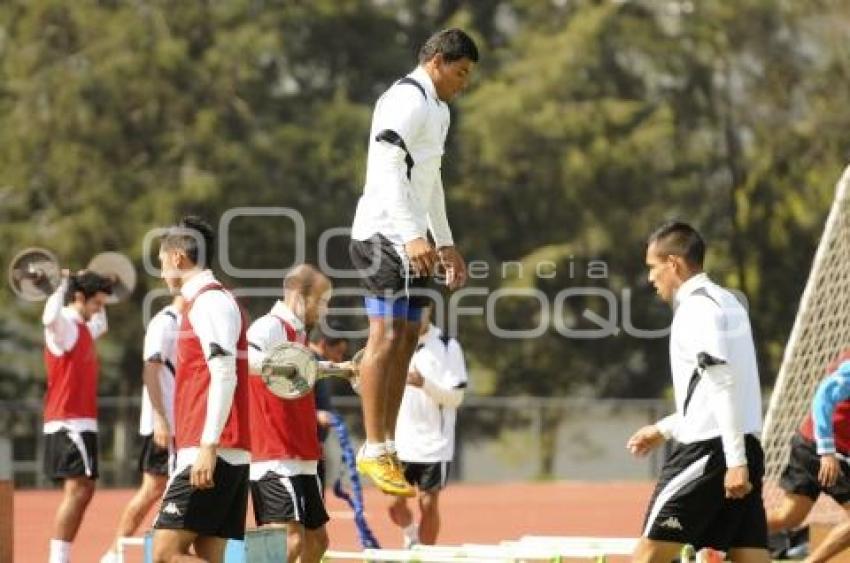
[402,523,419,547]
[362,441,386,459]
[385,439,396,455]
[49,539,71,563]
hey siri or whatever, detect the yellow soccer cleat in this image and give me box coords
[357,454,415,497]
[388,451,404,471]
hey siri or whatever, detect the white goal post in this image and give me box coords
[761,165,850,518]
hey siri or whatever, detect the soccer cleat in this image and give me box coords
[388,451,405,471]
[356,453,415,497]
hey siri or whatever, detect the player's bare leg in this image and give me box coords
[803,504,850,563]
[192,535,227,563]
[105,473,167,555]
[384,320,421,445]
[54,477,95,541]
[388,495,414,528]
[388,494,418,547]
[418,490,441,544]
[631,538,684,563]
[766,492,813,532]
[152,528,199,563]
[356,314,414,495]
[302,525,329,563]
[360,316,405,447]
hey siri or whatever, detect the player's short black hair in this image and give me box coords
[418,28,479,64]
[69,271,113,301]
[160,215,215,269]
[647,221,706,268]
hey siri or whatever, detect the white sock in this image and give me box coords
[362,441,386,459]
[403,523,419,547]
[385,439,396,454]
[49,539,71,563]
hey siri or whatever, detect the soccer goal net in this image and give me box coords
[761,165,850,520]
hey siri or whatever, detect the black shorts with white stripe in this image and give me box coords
[154,459,249,540]
[43,430,99,481]
[138,434,170,476]
[251,471,329,530]
[642,434,767,551]
[780,432,850,504]
[403,461,451,492]
[349,234,431,307]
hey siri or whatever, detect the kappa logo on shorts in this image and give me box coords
[162,502,182,517]
[659,516,683,530]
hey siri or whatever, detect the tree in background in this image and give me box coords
[1,1,849,481]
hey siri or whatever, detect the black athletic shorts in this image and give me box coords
[642,434,767,551]
[349,234,431,309]
[138,434,170,476]
[44,430,99,481]
[403,461,451,492]
[780,432,850,504]
[154,458,250,540]
[251,471,329,530]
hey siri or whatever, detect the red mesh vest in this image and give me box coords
[249,317,321,462]
[174,283,251,451]
[44,319,98,421]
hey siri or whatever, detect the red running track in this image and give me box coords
[15,481,654,562]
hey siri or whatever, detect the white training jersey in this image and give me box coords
[396,325,467,462]
[351,66,453,248]
[139,304,180,435]
[657,273,763,446]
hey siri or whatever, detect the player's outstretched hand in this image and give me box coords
[191,444,217,490]
[724,465,753,499]
[626,425,665,457]
[819,454,840,488]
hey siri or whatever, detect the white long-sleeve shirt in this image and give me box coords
[351,66,454,248]
[654,273,762,467]
[139,304,180,435]
[396,325,467,462]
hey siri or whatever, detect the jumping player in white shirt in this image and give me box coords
[349,28,478,497]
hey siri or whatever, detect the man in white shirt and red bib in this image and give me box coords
[43,269,111,563]
[248,265,332,563]
[348,28,478,497]
[152,216,251,563]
